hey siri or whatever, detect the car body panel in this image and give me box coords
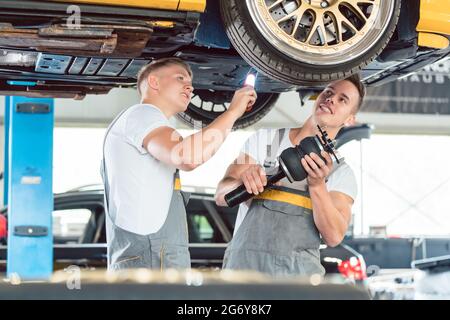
[416,0,450,49]
[417,0,450,36]
[47,0,206,12]
[418,32,449,49]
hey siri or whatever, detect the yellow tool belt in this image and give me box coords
[254,189,312,210]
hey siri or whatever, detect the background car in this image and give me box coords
[0,0,448,128]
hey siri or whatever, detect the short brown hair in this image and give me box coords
[136,57,193,96]
[344,73,366,112]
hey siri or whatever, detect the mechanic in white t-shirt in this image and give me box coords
[102,58,257,270]
[215,75,365,277]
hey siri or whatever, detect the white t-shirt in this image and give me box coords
[104,104,176,235]
[234,128,358,234]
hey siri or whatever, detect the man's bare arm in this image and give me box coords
[302,151,353,247]
[143,87,256,171]
[215,153,263,207]
[143,111,240,172]
[309,186,353,247]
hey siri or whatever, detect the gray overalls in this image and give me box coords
[223,129,326,277]
[101,110,190,271]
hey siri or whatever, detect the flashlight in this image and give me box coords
[243,68,258,112]
[244,73,256,87]
[244,68,258,88]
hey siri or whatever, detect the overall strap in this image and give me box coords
[263,128,287,169]
[174,169,181,191]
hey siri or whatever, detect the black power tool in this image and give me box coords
[224,126,343,207]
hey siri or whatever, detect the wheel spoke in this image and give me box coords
[342,0,371,23]
[306,14,328,45]
[328,12,343,43]
[268,0,284,11]
[331,8,358,36]
[290,7,308,37]
[276,4,306,25]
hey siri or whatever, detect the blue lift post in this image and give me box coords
[4,96,54,280]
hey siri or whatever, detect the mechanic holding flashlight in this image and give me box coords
[215,74,365,277]
[101,58,257,271]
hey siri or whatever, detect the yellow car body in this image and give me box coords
[48,0,449,48]
[48,0,206,12]
[417,0,450,49]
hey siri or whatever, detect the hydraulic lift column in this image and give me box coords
[4,96,54,280]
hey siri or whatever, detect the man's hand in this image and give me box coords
[301,150,334,187]
[227,86,257,118]
[240,164,267,195]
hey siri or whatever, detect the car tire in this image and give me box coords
[177,90,280,129]
[220,0,402,85]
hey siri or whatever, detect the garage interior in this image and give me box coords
[0,0,449,301]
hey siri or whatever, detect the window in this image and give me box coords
[188,212,214,243]
[341,134,450,237]
[187,209,227,243]
[193,214,214,241]
[53,127,105,193]
[53,208,92,244]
